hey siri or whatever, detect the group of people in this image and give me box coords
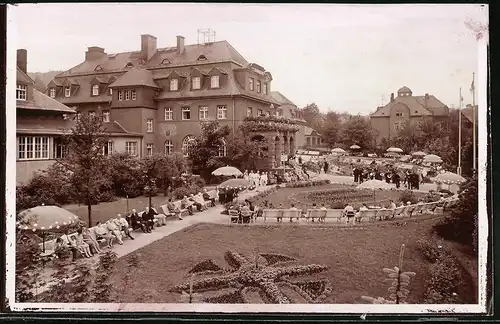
[54,189,218,261]
[352,165,424,190]
[244,170,269,187]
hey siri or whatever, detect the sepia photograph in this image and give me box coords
[5,3,489,314]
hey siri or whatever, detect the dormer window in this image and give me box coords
[249,78,254,91]
[95,65,102,72]
[192,77,201,90]
[64,87,71,98]
[16,84,27,100]
[256,81,261,93]
[161,59,171,65]
[49,88,56,98]
[102,110,110,122]
[92,85,99,96]
[170,79,178,91]
[210,75,220,89]
[125,62,134,68]
[131,89,136,100]
[197,55,207,61]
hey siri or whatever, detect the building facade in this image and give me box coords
[370,86,450,144]
[46,34,295,159]
[270,91,308,148]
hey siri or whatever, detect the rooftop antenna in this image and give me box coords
[197,28,216,45]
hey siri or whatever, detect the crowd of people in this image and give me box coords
[352,163,427,190]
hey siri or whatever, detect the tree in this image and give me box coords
[391,122,420,153]
[227,129,269,171]
[57,114,111,227]
[188,121,230,180]
[321,111,341,148]
[299,102,324,131]
[339,115,374,150]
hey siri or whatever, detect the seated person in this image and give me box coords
[80,227,103,254]
[355,204,368,223]
[289,203,299,222]
[141,209,153,233]
[309,203,318,222]
[129,209,147,233]
[181,196,194,215]
[59,233,79,261]
[319,204,327,223]
[202,189,216,207]
[277,203,284,222]
[93,222,115,248]
[114,214,134,240]
[240,204,252,223]
[106,219,124,245]
[194,193,208,211]
[166,198,183,220]
[70,235,92,258]
[343,203,355,224]
[245,199,255,212]
[148,206,167,226]
[189,194,204,211]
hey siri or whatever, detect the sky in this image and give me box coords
[9,3,488,114]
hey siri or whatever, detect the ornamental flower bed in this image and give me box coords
[298,188,374,206]
[285,180,331,188]
[170,251,331,304]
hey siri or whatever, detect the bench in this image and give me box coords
[173,201,189,215]
[375,209,392,220]
[358,209,378,222]
[262,209,283,222]
[325,209,344,223]
[281,209,301,222]
[305,209,326,222]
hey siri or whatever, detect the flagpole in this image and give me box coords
[458,87,462,176]
[472,72,476,171]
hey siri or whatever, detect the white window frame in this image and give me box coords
[49,88,56,98]
[125,141,138,156]
[92,84,99,96]
[218,138,227,157]
[257,109,263,116]
[217,105,227,120]
[102,110,110,122]
[165,140,174,155]
[249,78,254,91]
[182,107,191,120]
[164,107,173,121]
[210,75,220,89]
[18,136,49,160]
[16,84,27,100]
[263,83,268,95]
[118,90,123,101]
[256,81,261,93]
[199,106,208,120]
[54,138,67,159]
[102,141,114,156]
[170,79,179,91]
[64,87,71,98]
[192,77,201,90]
[146,143,154,156]
[247,107,253,117]
[182,136,195,157]
[125,90,130,100]
[131,89,137,100]
[146,119,154,133]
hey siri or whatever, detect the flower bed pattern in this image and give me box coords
[170,251,331,304]
[284,180,331,188]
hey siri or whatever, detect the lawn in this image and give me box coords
[107,214,476,304]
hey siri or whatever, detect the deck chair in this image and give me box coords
[393,206,406,218]
[228,209,240,224]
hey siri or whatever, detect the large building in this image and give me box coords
[46,34,297,159]
[16,49,76,184]
[370,86,450,144]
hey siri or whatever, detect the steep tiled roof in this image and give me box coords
[461,106,478,125]
[53,73,123,105]
[109,67,160,89]
[414,95,449,116]
[17,117,75,135]
[102,121,143,137]
[371,93,449,118]
[271,91,296,106]
[17,67,35,84]
[17,89,77,113]
[397,86,411,93]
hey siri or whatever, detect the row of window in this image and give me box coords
[164,105,228,121]
[248,77,268,95]
[170,75,220,91]
[76,111,111,122]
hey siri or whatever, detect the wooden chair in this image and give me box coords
[240,209,253,224]
[228,209,240,223]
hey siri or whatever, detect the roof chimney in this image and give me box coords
[17,49,27,73]
[85,46,107,61]
[424,93,429,108]
[141,34,157,61]
[390,93,394,102]
[177,35,185,54]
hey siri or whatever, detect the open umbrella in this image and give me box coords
[17,205,82,252]
[350,144,361,150]
[432,172,466,185]
[332,148,346,153]
[386,147,403,153]
[212,166,243,177]
[412,151,427,157]
[219,178,251,190]
[423,154,443,163]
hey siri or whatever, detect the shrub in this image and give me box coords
[399,190,418,205]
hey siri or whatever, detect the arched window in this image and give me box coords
[182,135,196,157]
[218,138,227,157]
[165,140,174,155]
[197,54,207,61]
